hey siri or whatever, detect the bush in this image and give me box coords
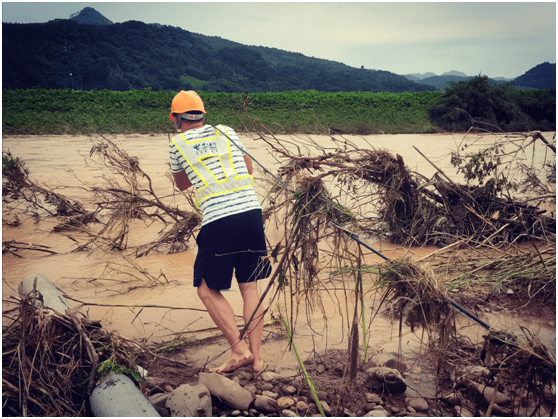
[427,76,553,132]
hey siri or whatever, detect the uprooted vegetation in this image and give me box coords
[2,128,556,416]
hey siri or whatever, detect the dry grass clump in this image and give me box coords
[2,297,145,417]
[376,257,453,342]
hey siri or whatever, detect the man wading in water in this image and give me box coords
[168,90,271,373]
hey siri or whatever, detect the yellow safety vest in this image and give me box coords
[171,126,254,207]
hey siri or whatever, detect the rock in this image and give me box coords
[257,382,274,391]
[296,401,309,411]
[282,409,298,417]
[406,397,428,412]
[277,396,295,409]
[260,371,281,382]
[316,390,328,401]
[198,372,253,411]
[231,410,241,417]
[253,396,278,414]
[149,392,170,409]
[365,393,382,404]
[389,406,400,413]
[283,385,297,395]
[362,360,378,371]
[164,384,174,393]
[244,384,258,395]
[364,409,390,417]
[365,367,407,394]
[343,407,355,416]
[319,400,332,416]
[407,406,415,413]
[166,383,212,417]
[384,358,407,373]
[262,390,279,399]
[468,381,511,405]
[411,375,421,383]
[364,403,376,412]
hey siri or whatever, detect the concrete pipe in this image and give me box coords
[90,373,160,417]
[18,272,72,313]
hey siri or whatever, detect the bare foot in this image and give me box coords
[251,357,264,373]
[210,349,254,374]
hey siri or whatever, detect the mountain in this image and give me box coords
[2,9,435,94]
[512,62,556,90]
[403,72,437,80]
[69,7,113,25]
[440,70,468,77]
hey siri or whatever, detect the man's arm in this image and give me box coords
[172,170,192,191]
[244,155,253,175]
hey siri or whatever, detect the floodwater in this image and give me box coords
[2,131,555,384]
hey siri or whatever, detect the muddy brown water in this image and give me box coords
[2,132,555,393]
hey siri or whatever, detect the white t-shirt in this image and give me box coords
[169,124,261,226]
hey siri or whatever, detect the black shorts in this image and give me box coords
[194,209,272,290]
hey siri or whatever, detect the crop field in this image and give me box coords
[2,88,443,135]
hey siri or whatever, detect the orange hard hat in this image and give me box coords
[169,90,206,121]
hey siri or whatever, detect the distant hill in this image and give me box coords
[2,9,435,94]
[403,72,437,80]
[412,75,512,91]
[512,62,556,90]
[69,7,113,25]
[441,70,468,77]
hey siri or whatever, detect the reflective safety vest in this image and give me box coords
[171,126,254,207]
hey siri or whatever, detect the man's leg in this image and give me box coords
[197,279,254,373]
[238,281,264,372]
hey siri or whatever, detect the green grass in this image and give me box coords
[2,88,443,135]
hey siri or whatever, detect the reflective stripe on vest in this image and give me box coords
[171,126,254,206]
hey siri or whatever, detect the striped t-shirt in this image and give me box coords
[169,124,262,226]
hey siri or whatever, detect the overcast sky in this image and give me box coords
[2,2,556,79]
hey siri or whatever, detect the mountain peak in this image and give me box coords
[69,7,113,25]
[441,70,468,77]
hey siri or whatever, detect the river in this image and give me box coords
[2,131,555,384]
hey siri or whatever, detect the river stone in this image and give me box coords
[364,403,376,412]
[362,360,378,371]
[319,400,332,416]
[384,358,407,373]
[257,382,274,391]
[406,397,428,412]
[296,400,309,411]
[364,409,390,417]
[283,385,297,395]
[244,384,258,395]
[365,393,382,404]
[260,371,281,382]
[365,367,407,394]
[316,390,328,401]
[468,381,510,405]
[277,396,295,409]
[198,372,253,411]
[166,383,212,417]
[282,409,298,417]
[253,395,279,414]
[262,390,279,399]
[231,410,241,417]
